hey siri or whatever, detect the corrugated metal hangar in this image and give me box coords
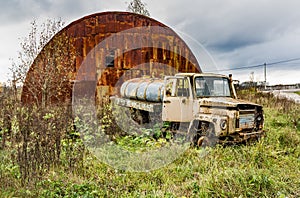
[21,11,200,105]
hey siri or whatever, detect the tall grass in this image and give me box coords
[0,90,299,197]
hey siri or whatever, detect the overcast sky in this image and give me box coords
[1,0,300,85]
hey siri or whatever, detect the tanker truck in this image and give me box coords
[112,73,264,146]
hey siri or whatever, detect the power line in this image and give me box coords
[267,57,300,66]
[206,57,300,72]
[207,63,264,72]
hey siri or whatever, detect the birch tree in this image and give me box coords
[11,19,75,107]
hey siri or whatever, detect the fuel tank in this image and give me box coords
[120,78,164,102]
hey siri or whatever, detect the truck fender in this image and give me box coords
[188,114,227,137]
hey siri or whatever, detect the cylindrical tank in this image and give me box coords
[120,78,164,102]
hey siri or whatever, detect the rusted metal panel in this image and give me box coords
[21,12,201,105]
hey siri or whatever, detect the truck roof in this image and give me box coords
[176,73,229,78]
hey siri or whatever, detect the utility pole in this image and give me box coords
[264,63,267,90]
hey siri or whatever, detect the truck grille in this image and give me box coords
[239,113,255,129]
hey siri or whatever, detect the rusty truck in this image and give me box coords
[112,73,264,146]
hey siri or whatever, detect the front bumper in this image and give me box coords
[239,130,265,138]
[219,129,266,144]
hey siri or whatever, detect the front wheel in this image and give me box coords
[188,120,217,147]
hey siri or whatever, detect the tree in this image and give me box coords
[5,19,80,183]
[127,0,150,16]
[11,19,75,107]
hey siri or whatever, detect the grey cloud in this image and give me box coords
[149,0,300,53]
[0,0,100,25]
[0,0,51,24]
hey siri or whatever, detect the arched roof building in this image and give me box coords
[21,11,200,105]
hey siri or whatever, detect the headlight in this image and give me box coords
[256,115,262,121]
[220,120,227,130]
[255,114,263,130]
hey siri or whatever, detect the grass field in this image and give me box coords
[0,92,299,197]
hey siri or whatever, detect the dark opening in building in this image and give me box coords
[106,51,115,67]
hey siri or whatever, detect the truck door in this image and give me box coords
[162,76,194,122]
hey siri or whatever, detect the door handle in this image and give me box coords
[163,100,171,103]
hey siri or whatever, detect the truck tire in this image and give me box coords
[188,120,216,147]
[130,108,149,124]
[197,136,208,147]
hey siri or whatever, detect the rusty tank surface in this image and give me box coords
[21,11,201,105]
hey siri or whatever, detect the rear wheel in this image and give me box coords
[130,108,149,124]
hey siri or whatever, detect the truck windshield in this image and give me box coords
[195,76,231,97]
